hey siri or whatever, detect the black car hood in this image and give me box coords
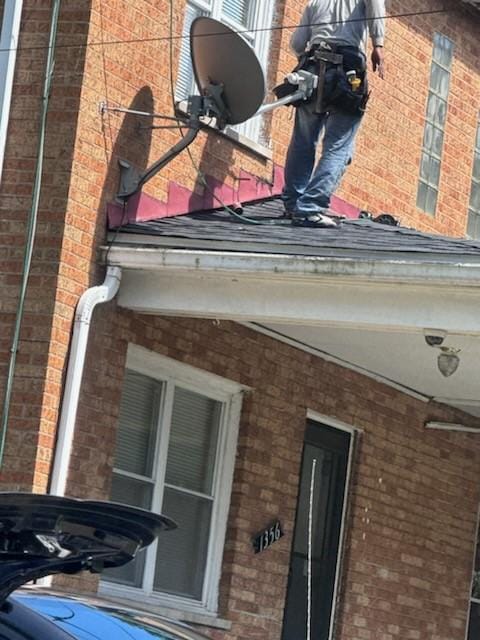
[0,493,175,603]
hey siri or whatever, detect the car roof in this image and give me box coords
[15,589,210,640]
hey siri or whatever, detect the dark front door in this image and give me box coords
[282,420,351,640]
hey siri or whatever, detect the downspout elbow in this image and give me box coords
[49,266,122,497]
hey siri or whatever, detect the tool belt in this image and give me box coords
[274,42,369,115]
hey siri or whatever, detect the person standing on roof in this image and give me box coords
[282,0,385,227]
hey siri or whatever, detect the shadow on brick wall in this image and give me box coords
[96,86,154,243]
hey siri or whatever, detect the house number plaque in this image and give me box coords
[253,521,283,554]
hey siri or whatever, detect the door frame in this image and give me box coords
[305,410,360,640]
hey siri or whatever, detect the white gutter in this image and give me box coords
[104,246,480,287]
[0,1,23,181]
[50,266,122,496]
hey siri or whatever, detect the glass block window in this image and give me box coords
[175,0,272,143]
[466,116,480,239]
[103,347,242,614]
[417,32,454,216]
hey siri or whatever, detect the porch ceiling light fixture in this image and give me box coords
[423,329,461,377]
[437,347,461,378]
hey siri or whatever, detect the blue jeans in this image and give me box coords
[282,103,362,216]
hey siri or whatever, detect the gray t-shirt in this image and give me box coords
[290,0,385,55]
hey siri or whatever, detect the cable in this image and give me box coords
[0,8,452,55]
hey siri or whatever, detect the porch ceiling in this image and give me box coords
[105,201,480,418]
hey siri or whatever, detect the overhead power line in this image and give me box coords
[0,8,451,55]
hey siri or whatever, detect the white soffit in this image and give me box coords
[109,249,480,416]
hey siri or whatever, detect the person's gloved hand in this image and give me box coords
[371,46,385,79]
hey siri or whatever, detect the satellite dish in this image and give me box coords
[190,17,265,125]
[118,17,314,199]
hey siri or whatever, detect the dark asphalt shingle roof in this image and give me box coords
[112,197,480,261]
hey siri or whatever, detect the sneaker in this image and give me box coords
[291,212,337,228]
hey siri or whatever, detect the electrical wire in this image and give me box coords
[0,8,452,55]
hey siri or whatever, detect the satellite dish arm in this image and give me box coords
[256,70,318,117]
[118,96,204,200]
[123,125,200,199]
[256,89,308,115]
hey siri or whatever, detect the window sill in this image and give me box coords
[176,100,273,160]
[99,583,232,630]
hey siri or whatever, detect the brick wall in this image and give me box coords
[0,0,92,490]
[0,3,479,635]
[1,0,479,490]
[64,306,480,640]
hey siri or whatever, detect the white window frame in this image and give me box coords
[0,2,23,182]
[100,344,245,617]
[176,0,275,145]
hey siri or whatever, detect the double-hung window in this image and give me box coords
[102,345,244,615]
[466,114,480,239]
[176,0,274,144]
[417,32,454,216]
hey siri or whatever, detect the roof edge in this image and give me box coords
[103,246,480,288]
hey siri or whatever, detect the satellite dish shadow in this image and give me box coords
[97,86,154,237]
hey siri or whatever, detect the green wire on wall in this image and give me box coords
[0,0,62,467]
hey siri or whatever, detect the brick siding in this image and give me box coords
[0,1,479,637]
[63,308,480,640]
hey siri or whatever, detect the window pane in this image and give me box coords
[427,93,446,128]
[222,0,251,26]
[466,210,478,238]
[430,62,450,99]
[110,473,153,510]
[154,488,212,599]
[165,386,221,494]
[114,371,160,477]
[417,181,427,211]
[433,32,454,69]
[105,474,153,588]
[419,153,430,182]
[423,122,433,152]
[429,157,440,186]
[473,154,480,181]
[468,602,480,640]
[470,182,480,212]
[431,125,443,157]
[425,185,438,215]
[176,3,208,100]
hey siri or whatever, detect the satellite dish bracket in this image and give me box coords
[202,82,231,129]
[117,95,209,200]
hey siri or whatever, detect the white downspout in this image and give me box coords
[49,266,122,496]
